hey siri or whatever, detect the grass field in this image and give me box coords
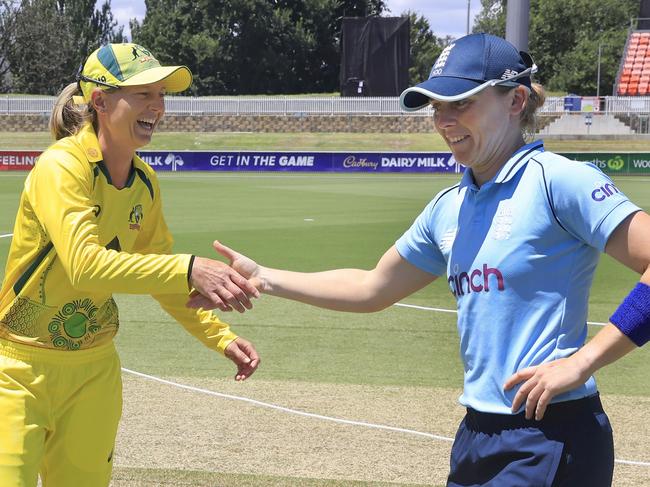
[2,131,650,152]
[1,172,649,486]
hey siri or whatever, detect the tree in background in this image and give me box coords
[7,0,75,94]
[5,0,123,94]
[130,0,230,94]
[336,0,385,17]
[132,0,389,95]
[406,11,449,85]
[473,0,506,37]
[530,0,637,95]
[473,0,638,95]
[0,1,18,92]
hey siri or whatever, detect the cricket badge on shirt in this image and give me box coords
[491,200,514,241]
[128,204,144,231]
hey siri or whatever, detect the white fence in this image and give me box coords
[0,95,648,115]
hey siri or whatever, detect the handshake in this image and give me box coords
[187,240,262,313]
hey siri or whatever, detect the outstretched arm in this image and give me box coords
[187,241,438,313]
[505,211,650,420]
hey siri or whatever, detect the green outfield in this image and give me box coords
[1,131,650,152]
[0,172,649,486]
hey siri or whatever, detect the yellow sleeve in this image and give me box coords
[132,168,238,354]
[29,149,191,295]
[153,295,238,354]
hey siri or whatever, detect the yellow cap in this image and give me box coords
[78,43,192,102]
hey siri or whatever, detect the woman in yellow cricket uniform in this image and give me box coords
[0,43,260,487]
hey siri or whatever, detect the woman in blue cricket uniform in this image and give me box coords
[192,33,650,486]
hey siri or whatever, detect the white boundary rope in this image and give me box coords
[393,302,609,327]
[122,367,650,467]
[121,367,453,442]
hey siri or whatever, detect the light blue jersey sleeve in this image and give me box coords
[395,188,454,277]
[543,156,641,251]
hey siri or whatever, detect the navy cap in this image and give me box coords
[400,33,537,111]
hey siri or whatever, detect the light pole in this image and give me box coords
[596,42,602,98]
[467,0,471,35]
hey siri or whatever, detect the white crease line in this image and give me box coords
[121,367,452,442]
[0,233,12,239]
[616,459,650,467]
[122,367,650,467]
[393,302,608,327]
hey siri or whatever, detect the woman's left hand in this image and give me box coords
[224,337,260,381]
[503,355,590,420]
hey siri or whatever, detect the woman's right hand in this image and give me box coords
[213,241,265,289]
[187,241,265,310]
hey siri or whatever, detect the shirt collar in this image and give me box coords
[76,123,137,188]
[458,140,545,191]
[494,140,545,183]
[75,123,104,163]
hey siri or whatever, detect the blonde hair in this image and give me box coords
[497,82,546,139]
[520,82,546,137]
[48,83,97,141]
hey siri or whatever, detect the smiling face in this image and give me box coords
[92,81,166,152]
[431,86,527,184]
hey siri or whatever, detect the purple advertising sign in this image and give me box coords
[136,151,461,173]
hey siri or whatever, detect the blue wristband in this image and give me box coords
[609,282,650,347]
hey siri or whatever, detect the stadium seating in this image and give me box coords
[617,31,650,95]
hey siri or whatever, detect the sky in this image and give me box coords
[108,0,483,41]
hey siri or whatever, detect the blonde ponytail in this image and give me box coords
[521,82,546,137]
[48,83,96,140]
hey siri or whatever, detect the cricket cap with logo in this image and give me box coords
[76,43,192,103]
[400,33,537,111]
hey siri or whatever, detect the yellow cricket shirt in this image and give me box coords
[0,124,237,352]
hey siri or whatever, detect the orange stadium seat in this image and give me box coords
[628,84,639,95]
[618,84,628,95]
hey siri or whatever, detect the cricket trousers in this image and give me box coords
[0,338,122,487]
[447,393,614,487]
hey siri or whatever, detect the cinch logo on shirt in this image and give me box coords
[448,264,505,297]
[591,183,620,202]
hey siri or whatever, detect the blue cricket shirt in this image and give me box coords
[396,141,641,414]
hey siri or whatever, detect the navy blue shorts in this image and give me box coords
[447,394,614,487]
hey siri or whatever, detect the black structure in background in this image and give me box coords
[340,17,410,97]
[640,0,650,29]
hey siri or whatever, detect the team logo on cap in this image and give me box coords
[430,43,455,77]
[501,69,519,80]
